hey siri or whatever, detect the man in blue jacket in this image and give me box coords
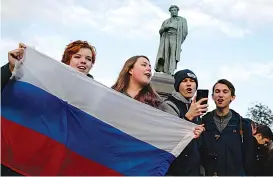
[201,79,254,176]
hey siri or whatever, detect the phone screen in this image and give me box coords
[196,89,209,105]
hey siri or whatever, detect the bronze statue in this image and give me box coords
[155,5,188,75]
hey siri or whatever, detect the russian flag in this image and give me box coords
[1,47,196,176]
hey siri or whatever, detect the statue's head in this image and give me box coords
[169,5,179,17]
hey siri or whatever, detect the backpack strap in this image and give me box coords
[231,109,244,143]
[164,100,180,116]
[240,116,244,143]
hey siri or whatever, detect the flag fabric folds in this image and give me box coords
[1,47,196,176]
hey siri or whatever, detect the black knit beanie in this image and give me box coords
[174,69,198,91]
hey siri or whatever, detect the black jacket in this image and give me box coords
[264,147,273,176]
[253,137,269,176]
[164,92,202,176]
[201,110,254,176]
[1,63,12,91]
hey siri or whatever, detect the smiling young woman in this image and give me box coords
[1,40,96,91]
[61,40,96,77]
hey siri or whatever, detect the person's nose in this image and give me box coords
[146,66,151,72]
[186,81,192,86]
[80,57,86,64]
[218,91,224,97]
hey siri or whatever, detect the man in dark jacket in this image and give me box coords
[163,69,208,176]
[201,79,254,176]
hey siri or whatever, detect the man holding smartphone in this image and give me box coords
[163,69,208,176]
[201,79,254,176]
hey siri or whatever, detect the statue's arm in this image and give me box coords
[182,18,188,41]
[159,21,167,35]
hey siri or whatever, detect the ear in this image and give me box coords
[230,95,236,102]
[129,68,133,75]
[255,133,262,138]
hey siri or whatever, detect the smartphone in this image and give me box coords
[196,89,209,105]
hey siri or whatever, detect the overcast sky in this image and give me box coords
[1,0,273,117]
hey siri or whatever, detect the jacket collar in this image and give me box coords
[87,74,93,79]
[203,109,241,125]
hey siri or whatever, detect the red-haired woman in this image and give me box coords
[1,40,96,90]
[1,40,96,176]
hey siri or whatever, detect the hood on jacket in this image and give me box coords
[171,91,191,104]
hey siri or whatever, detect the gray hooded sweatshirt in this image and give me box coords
[163,91,191,118]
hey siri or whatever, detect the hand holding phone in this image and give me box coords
[185,90,209,120]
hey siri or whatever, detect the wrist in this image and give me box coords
[9,63,14,72]
[185,112,193,121]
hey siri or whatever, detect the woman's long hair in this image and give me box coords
[112,56,161,108]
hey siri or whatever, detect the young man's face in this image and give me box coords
[212,83,235,109]
[178,78,197,99]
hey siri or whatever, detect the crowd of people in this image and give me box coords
[1,40,273,176]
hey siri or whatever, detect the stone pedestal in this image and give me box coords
[150,72,174,99]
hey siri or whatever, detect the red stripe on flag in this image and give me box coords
[1,117,122,176]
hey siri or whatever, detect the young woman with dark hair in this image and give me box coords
[112,55,161,108]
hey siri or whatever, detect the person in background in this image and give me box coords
[201,79,254,176]
[253,125,273,175]
[1,40,97,176]
[111,55,204,139]
[163,69,207,176]
[1,40,96,91]
[254,124,272,145]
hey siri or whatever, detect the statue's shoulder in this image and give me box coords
[163,18,171,23]
[178,16,187,21]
